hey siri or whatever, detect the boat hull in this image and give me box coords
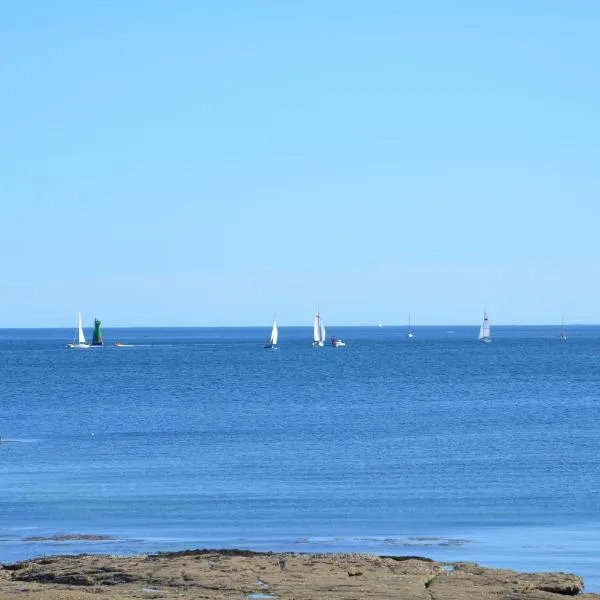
[66,343,91,349]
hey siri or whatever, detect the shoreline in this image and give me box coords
[1,549,598,599]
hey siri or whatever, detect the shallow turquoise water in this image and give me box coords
[1,326,600,590]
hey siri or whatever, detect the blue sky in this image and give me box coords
[1,1,598,326]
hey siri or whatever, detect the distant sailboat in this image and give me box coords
[408,313,414,339]
[377,320,383,328]
[478,311,491,343]
[313,313,326,347]
[559,315,567,341]
[264,319,279,349]
[66,312,90,349]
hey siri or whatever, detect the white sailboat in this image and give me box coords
[408,312,414,339]
[66,312,90,349]
[264,319,279,349]
[478,311,491,343]
[377,320,383,328]
[313,313,326,347]
[559,314,567,341]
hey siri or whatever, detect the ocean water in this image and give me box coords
[2,326,600,590]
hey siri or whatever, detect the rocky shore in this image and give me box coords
[1,549,598,599]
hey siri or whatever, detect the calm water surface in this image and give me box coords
[1,326,600,589]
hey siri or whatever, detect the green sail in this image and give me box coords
[92,318,104,346]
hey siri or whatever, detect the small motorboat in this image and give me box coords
[331,336,346,348]
[114,342,125,347]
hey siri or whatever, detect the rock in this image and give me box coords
[0,550,595,599]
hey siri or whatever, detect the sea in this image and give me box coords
[2,325,600,590]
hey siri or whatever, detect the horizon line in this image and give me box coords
[0,323,596,330]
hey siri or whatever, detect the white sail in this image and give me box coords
[77,312,86,344]
[478,312,490,341]
[313,314,321,343]
[482,318,490,338]
[66,311,90,348]
[320,321,326,343]
[270,320,278,346]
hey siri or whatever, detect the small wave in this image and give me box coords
[22,534,116,542]
[294,536,470,548]
[114,344,174,348]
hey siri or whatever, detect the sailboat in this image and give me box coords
[313,313,326,347]
[559,315,567,341]
[408,313,414,339]
[377,320,383,328]
[264,319,279,349]
[66,312,90,349]
[478,311,491,343]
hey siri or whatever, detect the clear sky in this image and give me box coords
[1,1,598,327]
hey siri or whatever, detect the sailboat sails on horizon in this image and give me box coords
[478,311,491,343]
[66,312,90,349]
[313,313,326,347]
[264,319,279,349]
[560,314,567,341]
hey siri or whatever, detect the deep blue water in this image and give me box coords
[2,326,600,590]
